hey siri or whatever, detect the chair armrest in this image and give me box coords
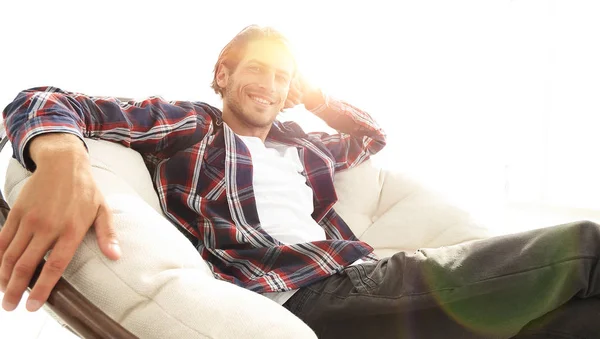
[31,264,137,339]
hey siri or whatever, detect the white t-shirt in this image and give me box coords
[239,136,327,245]
[238,135,362,305]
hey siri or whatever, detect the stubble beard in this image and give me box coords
[224,82,278,129]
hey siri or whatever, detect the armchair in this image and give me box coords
[0,135,490,338]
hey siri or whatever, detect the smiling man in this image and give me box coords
[215,37,299,138]
[2,25,600,339]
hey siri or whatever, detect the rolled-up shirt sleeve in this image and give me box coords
[2,86,213,171]
[307,94,387,172]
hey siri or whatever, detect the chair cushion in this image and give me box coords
[333,158,491,258]
[3,138,317,339]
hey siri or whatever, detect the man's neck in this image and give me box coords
[222,108,270,142]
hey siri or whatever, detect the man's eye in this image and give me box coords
[250,66,261,72]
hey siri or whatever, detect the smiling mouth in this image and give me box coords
[248,94,274,106]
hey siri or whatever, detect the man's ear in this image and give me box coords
[215,64,230,89]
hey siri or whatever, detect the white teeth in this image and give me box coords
[250,95,270,105]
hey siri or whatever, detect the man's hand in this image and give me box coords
[282,74,325,111]
[0,133,121,312]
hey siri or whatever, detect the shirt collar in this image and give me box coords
[204,104,307,148]
[267,120,307,141]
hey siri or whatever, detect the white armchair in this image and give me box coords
[0,138,490,338]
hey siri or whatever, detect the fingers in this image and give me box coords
[289,96,303,107]
[282,99,294,111]
[94,203,121,260]
[22,203,115,313]
[26,234,81,312]
[281,98,297,112]
[1,226,34,310]
[2,232,50,312]
[281,81,304,111]
[0,210,20,291]
[282,93,303,111]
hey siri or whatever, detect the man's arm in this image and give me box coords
[305,92,386,172]
[285,78,387,172]
[2,86,214,171]
[0,86,214,313]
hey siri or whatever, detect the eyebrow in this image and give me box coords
[247,59,291,78]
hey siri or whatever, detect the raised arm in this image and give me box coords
[284,78,387,172]
[306,94,387,172]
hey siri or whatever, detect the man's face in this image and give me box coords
[220,39,295,129]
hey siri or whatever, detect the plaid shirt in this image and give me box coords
[3,86,386,293]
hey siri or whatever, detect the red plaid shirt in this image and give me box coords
[3,86,386,293]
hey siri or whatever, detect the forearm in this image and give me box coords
[309,94,387,149]
[307,91,383,137]
[3,86,210,172]
[28,133,90,171]
[301,90,387,172]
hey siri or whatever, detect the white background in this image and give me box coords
[1,0,599,216]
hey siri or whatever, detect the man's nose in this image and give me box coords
[258,71,276,92]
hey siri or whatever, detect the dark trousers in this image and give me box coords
[283,221,600,339]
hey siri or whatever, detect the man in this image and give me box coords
[1,25,600,339]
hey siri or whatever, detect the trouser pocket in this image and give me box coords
[344,256,401,295]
